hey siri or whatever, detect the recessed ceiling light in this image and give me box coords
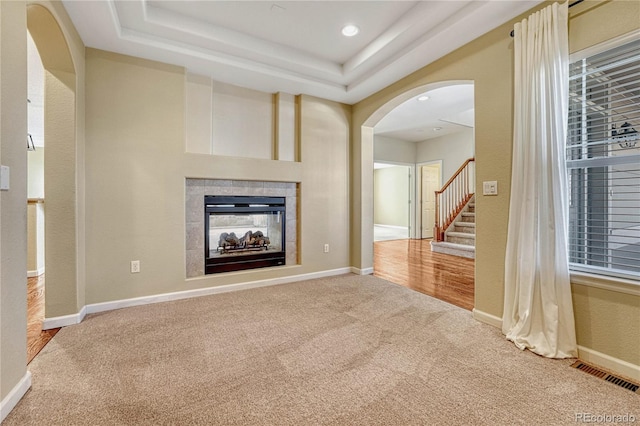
[433,127,442,131]
[342,24,359,37]
[417,95,430,101]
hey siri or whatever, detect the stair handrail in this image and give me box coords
[434,158,475,241]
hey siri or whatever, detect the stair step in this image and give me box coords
[431,241,475,259]
[454,222,476,234]
[460,212,475,223]
[445,231,476,246]
[455,221,475,227]
[447,231,476,239]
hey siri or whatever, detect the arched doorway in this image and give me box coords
[362,81,476,309]
[27,3,82,338]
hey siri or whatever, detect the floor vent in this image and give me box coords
[571,361,640,394]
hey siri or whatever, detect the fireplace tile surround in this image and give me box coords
[186,179,298,278]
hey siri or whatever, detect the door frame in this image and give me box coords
[416,160,443,239]
[373,161,417,239]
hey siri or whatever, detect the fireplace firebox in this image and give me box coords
[204,196,286,274]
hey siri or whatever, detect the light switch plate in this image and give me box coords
[483,180,498,196]
[0,165,9,191]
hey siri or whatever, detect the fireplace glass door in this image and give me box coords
[205,196,285,274]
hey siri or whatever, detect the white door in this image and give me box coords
[421,164,441,239]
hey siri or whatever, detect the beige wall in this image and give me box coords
[27,202,45,274]
[26,147,44,276]
[275,92,297,161]
[185,75,297,161]
[0,0,28,405]
[85,49,187,302]
[27,147,44,198]
[85,49,351,304]
[211,81,273,159]
[374,135,416,164]
[352,0,640,369]
[416,128,474,181]
[27,0,86,318]
[185,73,212,155]
[43,69,79,313]
[1,0,85,408]
[299,96,351,270]
[374,166,410,227]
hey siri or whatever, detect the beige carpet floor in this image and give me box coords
[4,274,639,425]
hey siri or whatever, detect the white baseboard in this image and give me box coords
[42,305,87,330]
[1,371,31,422]
[471,310,639,381]
[472,308,503,328]
[86,268,351,314]
[42,268,353,325]
[577,345,640,382]
[86,267,353,314]
[351,267,373,275]
[27,267,45,278]
[374,224,408,230]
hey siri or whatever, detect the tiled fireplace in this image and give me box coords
[186,179,297,278]
[205,195,286,273]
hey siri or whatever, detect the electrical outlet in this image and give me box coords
[131,260,140,273]
[324,244,329,253]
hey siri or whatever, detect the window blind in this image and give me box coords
[567,38,640,280]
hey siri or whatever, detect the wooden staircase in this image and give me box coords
[431,197,475,258]
[431,157,475,259]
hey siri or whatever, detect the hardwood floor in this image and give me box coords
[27,275,59,364]
[373,239,475,311]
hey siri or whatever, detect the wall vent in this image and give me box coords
[571,361,640,394]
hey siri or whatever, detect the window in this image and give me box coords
[567,36,640,281]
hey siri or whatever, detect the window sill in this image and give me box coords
[570,271,640,297]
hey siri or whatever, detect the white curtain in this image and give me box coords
[503,2,577,359]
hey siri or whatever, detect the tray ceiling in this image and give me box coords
[62,0,541,104]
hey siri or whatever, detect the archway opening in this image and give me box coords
[363,81,476,310]
[26,3,79,361]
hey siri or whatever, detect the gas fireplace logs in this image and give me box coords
[218,231,271,253]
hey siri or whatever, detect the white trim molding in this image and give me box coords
[42,306,87,330]
[351,267,374,275]
[373,224,408,230]
[472,308,503,329]
[472,308,640,382]
[42,268,353,325]
[578,345,640,383]
[62,0,541,104]
[570,29,640,62]
[87,267,352,314]
[571,272,640,297]
[1,371,31,422]
[27,267,45,278]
